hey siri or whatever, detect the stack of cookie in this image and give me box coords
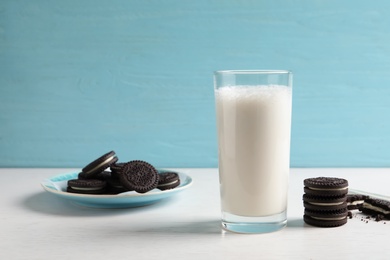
[303,177,349,227]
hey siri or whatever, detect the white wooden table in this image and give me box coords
[1,168,389,259]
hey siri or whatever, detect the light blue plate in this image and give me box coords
[41,171,193,208]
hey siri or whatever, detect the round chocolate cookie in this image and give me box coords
[106,177,130,194]
[81,151,118,177]
[361,198,390,220]
[78,170,112,180]
[303,194,347,211]
[67,179,107,194]
[304,177,348,196]
[157,171,180,191]
[304,208,348,227]
[347,194,369,210]
[110,162,126,179]
[119,160,159,193]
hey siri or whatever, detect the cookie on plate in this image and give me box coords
[106,177,129,194]
[81,151,118,178]
[78,170,112,180]
[119,160,159,193]
[67,179,107,194]
[157,171,180,191]
[110,162,125,179]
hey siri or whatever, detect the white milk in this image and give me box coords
[215,85,292,217]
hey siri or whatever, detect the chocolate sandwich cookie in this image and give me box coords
[360,198,390,220]
[78,170,112,180]
[157,171,180,191]
[119,160,159,193]
[106,178,129,194]
[304,208,348,227]
[303,194,348,211]
[304,177,348,196]
[67,179,107,194]
[110,162,126,179]
[347,194,369,210]
[81,151,118,177]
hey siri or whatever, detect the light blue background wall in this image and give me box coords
[1,0,390,168]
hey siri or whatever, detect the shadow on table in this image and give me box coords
[135,220,222,235]
[132,217,306,235]
[135,218,305,235]
[21,191,175,217]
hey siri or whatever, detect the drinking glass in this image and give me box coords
[214,70,293,233]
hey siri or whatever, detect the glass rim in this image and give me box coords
[214,70,292,75]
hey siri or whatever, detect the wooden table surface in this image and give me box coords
[1,168,389,259]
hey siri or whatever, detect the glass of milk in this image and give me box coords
[214,70,292,233]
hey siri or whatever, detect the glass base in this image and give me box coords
[221,210,287,234]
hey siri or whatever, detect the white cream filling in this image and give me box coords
[347,200,364,206]
[363,203,390,214]
[308,186,348,191]
[86,155,116,174]
[311,216,347,221]
[309,201,344,206]
[158,180,179,187]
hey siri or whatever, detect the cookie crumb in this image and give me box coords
[375,214,384,222]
